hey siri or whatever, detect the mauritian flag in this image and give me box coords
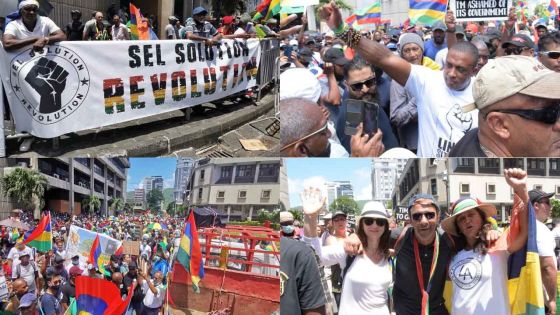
[129,3,158,40]
[346,2,381,26]
[89,234,102,271]
[176,210,205,293]
[253,0,281,21]
[22,212,52,252]
[548,0,558,19]
[408,0,447,26]
[75,276,127,314]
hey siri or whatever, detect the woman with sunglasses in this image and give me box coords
[440,168,529,315]
[301,188,393,315]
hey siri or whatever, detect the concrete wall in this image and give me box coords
[49,0,119,30]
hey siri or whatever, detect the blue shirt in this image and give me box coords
[423,39,447,61]
[40,291,62,315]
[151,259,169,279]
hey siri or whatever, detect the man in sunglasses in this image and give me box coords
[529,189,557,315]
[537,33,560,73]
[501,33,535,57]
[449,55,560,157]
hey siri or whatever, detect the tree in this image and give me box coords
[147,190,164,211]
[123,202,133,213]
[552,198,560,219]
[534,4,548,19]
[257,209,280,224]
[329,196,359,216]
[288,209,303,222]
[82,196,101,215]
[109,197,124,212]
[1,167,48,218]
[166,202,178,216]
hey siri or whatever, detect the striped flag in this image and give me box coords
[129,3,158,40]
[254,0,281,21]
[548,0,558,18]
[346,2,381,26]
[176,210,205,293]
[22,212,52,252]
[408,0,447,26]
[89,234,102,272]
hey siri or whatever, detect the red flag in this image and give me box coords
[106,281,136,314]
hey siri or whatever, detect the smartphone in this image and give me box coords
[284,45,293,62]
[344,99,379,136]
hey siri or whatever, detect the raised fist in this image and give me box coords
[25,57,68,114]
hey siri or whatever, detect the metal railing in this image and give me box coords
[256,39,280,103]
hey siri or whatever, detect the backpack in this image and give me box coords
[15,261,38,280]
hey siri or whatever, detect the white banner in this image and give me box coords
[0,39,261,138]
[65,225,122,268]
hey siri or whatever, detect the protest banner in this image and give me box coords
[395,206,410,223]
[0,39,261,138]
[122,240,140,256]
[65,225,122,267]
[0,276,8,300]
[450,0,511,21]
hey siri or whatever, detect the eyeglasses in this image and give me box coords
[505,46,530,56]
[280,122,329,151]
[487,103,560,125]
[411,212,436,221]
[539,51,560,59]
[363,217,386,226]
[349,77,376,91]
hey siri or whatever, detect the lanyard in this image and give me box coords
[413,232,440,315]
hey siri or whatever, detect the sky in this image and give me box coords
[127,158,177,192]
[286,158,372,207]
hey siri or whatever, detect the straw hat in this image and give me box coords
[441,198,497,236]
[357,201,389,226]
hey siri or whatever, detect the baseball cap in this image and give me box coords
[501,33,534,49]
[18,293,36,309]
[535,22,548,30]
[168,16,178,21]
[432,21,447,32]
[280,68,322,103]
[305,38,316,45]
[280,211,294,223]
[222,16,234,25]
[323,48,349,66]
[71,255,80,265]
[462,56,560,112]
[454,25,466,38]
[192,6,207,16]
[69,265,84,276]
[408,193,440,212]
[529,189,555,204]
[323,213,333,220]
[298,47,313,63]
[54,255,64,263]
[332,211,347,219]
[128,261,138,270]
[289,39,298,46]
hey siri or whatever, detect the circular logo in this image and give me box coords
[449,257,482,290]
[9,46,90,125]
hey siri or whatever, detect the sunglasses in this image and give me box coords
[349,77,376,91]
[280,122,329,150]
[539,51,560,59]
[505,46,529,56]
[362,217,386,226]
[411,212,436,221]
[280,221,293,227]
[487,103,560,125]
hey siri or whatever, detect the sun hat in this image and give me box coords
[357,201,390,226]
[441,197,497,236]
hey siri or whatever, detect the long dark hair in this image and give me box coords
[454,209,492,255]
[356,217,390,258]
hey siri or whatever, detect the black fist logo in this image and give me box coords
[24,57,69,114]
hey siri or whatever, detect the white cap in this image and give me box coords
[280,211,294,223]
[280,68,322,103]
[289,39,298,46]
[380,147,417,158]
[463,56,560,112]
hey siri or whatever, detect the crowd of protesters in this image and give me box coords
[280,2,560,158]
[0,209,188,314]
[280,168,560,315]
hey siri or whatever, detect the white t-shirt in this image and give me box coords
[405,65,478,157]
[7,246,34,267]
[165,24,176,39]
[110,24,129,40]
[12,261,38,292]
[536,220,556,258]
[4,16,60,39]
[142,279,165,308]
[449,249,510,315]
[435,48,448,69]
[306,237,391,315]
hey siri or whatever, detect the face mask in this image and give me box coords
[112,263,119,268]
[153,256,161,262]
[466,34,473,41]
[51,285,60,291]
[282,225,295,234]
[309,142,331,158]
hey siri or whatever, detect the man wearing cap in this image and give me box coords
[530,189,557,314]
[11,252,40,295]
[17,292,37,315]
[317,47,345,123]
[320,213,334,246]
[280,211,297,238]
[64,10,84,41]
[435,12,466,69]
[501,33,535,57]
[320,3,479,157]
[3,278,29,313]
[537,32,560,73]
[7,241,34,270]
[323,210,349,309]
[61,265,82,312]
[183,6,221,45]
[165,16,179,39]
[449,55,560,157]
[535,22,549,39]
[2,0,65,51]
[424,20,448,60]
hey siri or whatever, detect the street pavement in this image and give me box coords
[5,90,277,157]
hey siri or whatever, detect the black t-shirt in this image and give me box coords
[448,128,487,157]
[123,273,144,302]
[60,282,75,305]
[393,228,462,315]
[280,237,325,315]
[65,21,85,41]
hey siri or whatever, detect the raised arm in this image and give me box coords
[444,10,457,50]
[319,2,411,86]
[504,168,529,253]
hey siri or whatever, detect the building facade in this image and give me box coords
[448,158,560,222]
[134,188,145,210]
[325,181,354,208]
[143,176,164,199]
[0,158,129,216]
[372,159,407,206]
[189,158,282,221]
[173,158,195,204]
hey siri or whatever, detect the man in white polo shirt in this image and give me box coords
[139,269,166,314]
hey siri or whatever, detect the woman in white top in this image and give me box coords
[440,168,529,315]
[301,188,392,315]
